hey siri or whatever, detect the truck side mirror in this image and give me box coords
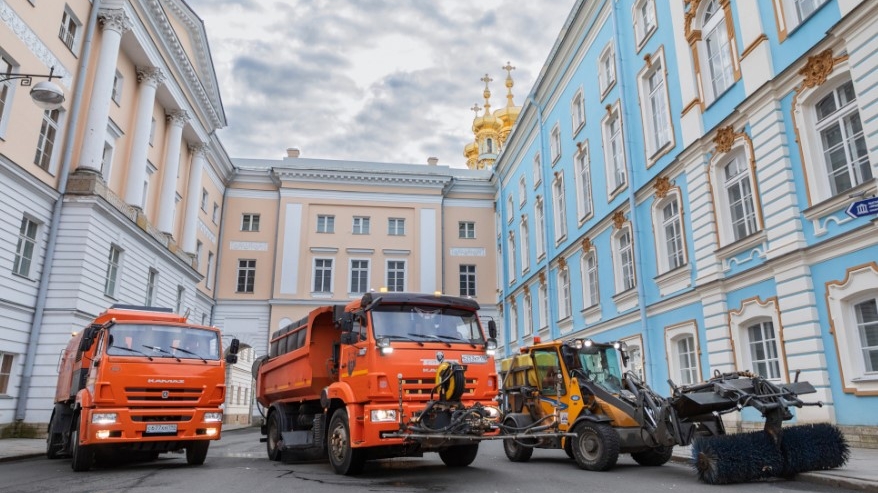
[225,353,238,364]
[340,332,358,345]
[229,338,240,355]
[78,325,99,352]
[488,320,497,339]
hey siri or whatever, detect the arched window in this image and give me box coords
[687,0,739,105]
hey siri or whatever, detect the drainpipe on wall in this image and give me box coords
[210,167,236,329]
[611,0,652,378]
[15,0,103,423]
[440,176,453,294]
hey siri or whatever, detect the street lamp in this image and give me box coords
[1,66,65,110]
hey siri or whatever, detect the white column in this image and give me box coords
[77,9,132,173]
[124,67,165,206]
[181,143,207,253]
[157,110,189,234]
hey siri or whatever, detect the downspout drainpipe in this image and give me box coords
[495,167,509,355]
[210,167,235,328]
[440,176,453,294]
[611,0,652,377]
[16,0,103,422]
[526,93,555,340]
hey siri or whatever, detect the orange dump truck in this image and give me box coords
[47,305,239,471]
[253,292,502,475]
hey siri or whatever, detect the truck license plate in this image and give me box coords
[145,424,177,434]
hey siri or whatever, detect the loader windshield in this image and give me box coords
[371,305,485,344]
[578,346,624,393]
[105,324,220,361]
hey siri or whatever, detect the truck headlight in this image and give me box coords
[376,337,394,356]
[485,338,497,356]
[204,412,223,423]
[370,409,398,422]
[92,413,117,424]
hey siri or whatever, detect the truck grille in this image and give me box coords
[124,387,204,406]
[131,415,192,422]
[400,378,476,397]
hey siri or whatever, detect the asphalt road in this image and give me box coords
[0,428,860,493]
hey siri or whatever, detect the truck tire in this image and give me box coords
[70,428,94,472]
[186,441,210,465]
[631,445,674,466]
[266,411,283,461]
[328,409,365,475]
[439,444,479,468]
[570,421,619,472]
[46,411,63,459]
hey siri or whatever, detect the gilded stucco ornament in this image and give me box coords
[581,237,592,253]
[654,176,673,199]
[612,211,627,230]
[713,125,737,153]
[798,49,835,89]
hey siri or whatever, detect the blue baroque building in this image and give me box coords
[492,0,878,446]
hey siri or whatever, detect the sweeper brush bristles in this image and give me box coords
[692,431,783,485]
[780,423,849,477]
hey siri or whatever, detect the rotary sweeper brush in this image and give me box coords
[496,338,849,485]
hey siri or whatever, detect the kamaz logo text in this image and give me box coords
[147,379,184,384]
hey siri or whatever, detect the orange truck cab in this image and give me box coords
[47,305,239,471]
[254,292,501,475]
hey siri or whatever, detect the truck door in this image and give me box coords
[339,314,369,395]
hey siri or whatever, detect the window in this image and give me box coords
[550,124,561,163]
[574,144,593,221]
[0,53,16,131]
[523,291,533,336]
[459,221,475,239]
[676,336,699,385]
[557,267,571,320]
[666,322,702,387]
[149,117,157,146]
[205,252,214,289]
[535,198,546,258]
[509,303,518,342]
[212,203,219,224]
[315,215,333,233]
[104,246,122,298]
[0,352,13,395]
[145,268,158,306]
[34,109,61,171]
[350,259,369,294]
[571,88,585,132]
[519,217,530,274]
[237,259,256,293]
[654,194,686,273]
[507,234,516,283]
[826,265,878,393]
[724,155,758,241]
[460,264,476,297]
[313,258,333,293]
[581,251,599,308]
[747,321,781,379]
[142,163,155,210]
[640,54,672,157]
[855,298,878,373]
[195,241,203,270]
[599,42,616,96]
[13,216,39,278]
[506,195,514,222]
[352,216,370,235]
[603,106,626,194]
[518,177,527,206]
[100,143,114,182]
[552,173,567,242]
[59,8,80,51]
[789,0,829,24]
[614,228,636,293]
[175,285,184,313]
[241,213,260,232]
[815,80,871,197]
[388,218,405,236]
[111,71,123,104]
[201,189,208,211]
[538,283,548,329]
[634,0,657,47]
[698,0,736,102]
[532,153,542,187]
[386,260,405,292]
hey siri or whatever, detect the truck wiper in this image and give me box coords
[382,334,424,346]
[419,334,454,347]
[111,345,153,361]
[143,345,181,362]
[169,346,207,364]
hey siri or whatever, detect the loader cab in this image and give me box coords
[573,341,624,394]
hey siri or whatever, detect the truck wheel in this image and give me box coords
[564,437,575,459]
[571,421,619,471]
[631,445,674,466]
[266,411,283,461]
[503,435,534,462]
[328,409,365,475]
[70,428,94,472]
[186,441,210,465]
[46,411,63,459]
[439,444,479,467]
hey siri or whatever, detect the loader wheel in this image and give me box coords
[571,421,619,471]
[503,433,535,462]
[440,443,479,468]
[631,445,673,466]
[563,437,575,459]
[186,441,210,465]
[328,409,365,475]
[70,428,94,472]
[266,411,283,461]
[46,411,63,460]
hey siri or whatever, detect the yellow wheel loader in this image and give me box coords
[498,337,849,484]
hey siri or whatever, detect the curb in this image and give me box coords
[0,452,43,463]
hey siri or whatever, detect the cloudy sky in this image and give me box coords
[184,1,576,167]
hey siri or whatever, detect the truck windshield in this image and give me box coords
[578,346,624,394]
[105,324,220,361]
[371,306,485,344]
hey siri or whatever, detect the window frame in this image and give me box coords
[459,221,476,239]
[571,87,586,134]
[317,214,336,234]
[12,215,39,278]
[519,216,530,275]
[386,259,406,292]
[613,226,636,294]
[0,51,19,138]
[352,216,371,235]
[550,123,562,164]
[312,257,334,294]
[638,50,673,161]
[0,352,13,395]
[598,42,617,99]
[237,259,257,294]
[581,249,600,309]
[388,218,405,236]
[574,142,593,222]
[59,7,82,53]
[34,108,62,173]
[506,233,516,284]
[459,264,477,297]
[535,197,546,259]
[602,104,627,197]
[691,0,739,105]
[729,297,789,383]
[241,213,260,232]
[145,268,158,306]
[708,141,764,249]
[826,264,878,394]
[633,0,658,50]
[652,191,687,274]
[557,265,572,321]
[523,290,533,336]
[111,70,124,105]
[104,245,123,298]
[349,258,370,295]
[665,321,702,387]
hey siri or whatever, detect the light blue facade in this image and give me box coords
[493,0,878,443]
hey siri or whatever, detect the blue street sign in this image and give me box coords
[846,196,878,219]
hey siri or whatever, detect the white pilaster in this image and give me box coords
[157,110,189,234]
[124,67,164,206]
[77,9,132,173]
[181,143,207,253]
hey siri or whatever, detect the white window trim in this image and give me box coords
[665,321,702,387]
[312,257,335,296]
[550,123,562,164]
[59,7,83,53]
[459,264,477,297]
[348,258,371,296]
[518,176,527,207]
[551,172,567,244]
[507,233,516,284]
[35,108,65,175]
[637,48,674,162]
[538,282,549,330]
[533,153,542,188]
[774,0,830,38]
[385,259,407,292]
[633,0,658,51]
[729,297,789,383]
[580,249,601,318]
[523,290,534,336]
[12,215,40,279]
[612,225,637,294]
[602,103,627,199]
[693,0,739,105]
[574,142,593,223]
[352,216,371,235]
[651,190,688,275]
[519,216,530,275]
[0,50,20,139]
[557,265,572,321]
[571,87,585,134]
[598,41,617,99]
[111,70,123,105]
[535,197,546,260]
[826,263,878,394]
[509,302,518,343]
[621,334,646,381]
[507,195,514,223]
[708,141,764,249]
